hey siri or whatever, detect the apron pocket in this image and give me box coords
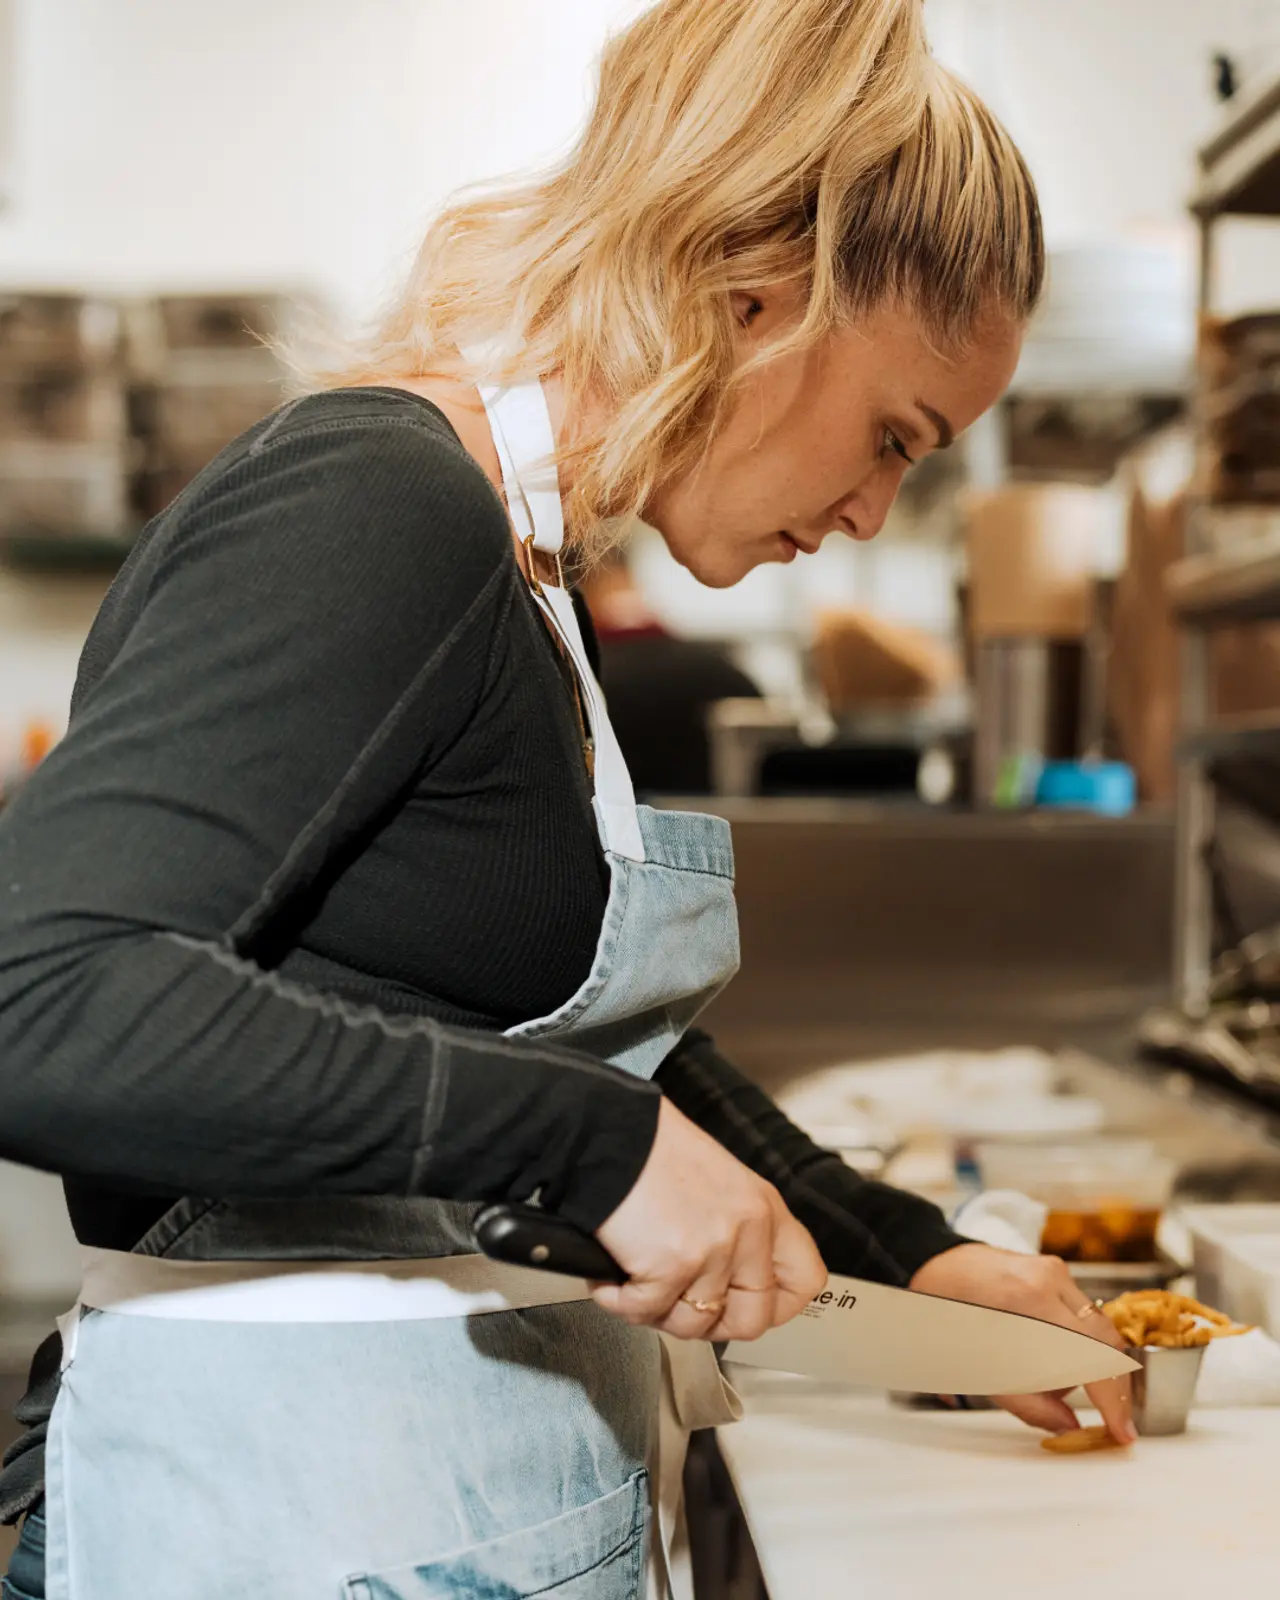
[341,1470,648,1600]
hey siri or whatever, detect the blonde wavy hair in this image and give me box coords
[308,0,1042,557]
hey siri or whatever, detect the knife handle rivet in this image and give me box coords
[530,1244,551,1264]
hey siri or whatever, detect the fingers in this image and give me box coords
[592,1199,820,1342]
[589,1234,731,1328]
[769,1202,827,1326]
[713,1200,783,1340]
[659,1203,783,1342]
[996,1391,1080,1435]
[1051,1268,1137,1446]
[589,1099,825,1341]
[976,1254,1136,1445]
[1082,1373,1136,1446]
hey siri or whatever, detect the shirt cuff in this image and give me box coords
[554,1084,662,1233]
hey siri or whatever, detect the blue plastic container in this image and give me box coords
[1034,760,1136,817]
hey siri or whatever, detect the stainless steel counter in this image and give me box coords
[686,803,1174,1051]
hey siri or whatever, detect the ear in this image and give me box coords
[730,283,807,337]
[730,291,766,330]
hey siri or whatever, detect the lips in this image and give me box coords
[779,532,820,556]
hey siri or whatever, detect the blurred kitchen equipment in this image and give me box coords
[0,291,135,556]
[1182,1203,1280,1335]
[1069,1255,1185,1305]
[973,638,1084,806]
[1034,759,1137,817]
[128,291,297,516]
[975,1141,1176,1263]
[776,1049,1099,1143]
[1201,312,1280,504]
[0,293,122,363]
[706,698,808,796]
[954,1178,1185,1302]
[1129,1344,1206,1436]
[1013,244,1193,400]
[964,485,1124,805]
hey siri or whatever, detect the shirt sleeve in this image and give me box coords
[0,405,658,1233]
[655,1030,967,1284]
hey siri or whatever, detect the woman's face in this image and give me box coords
[645,288,1023,588]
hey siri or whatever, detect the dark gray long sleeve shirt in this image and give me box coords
[0,385,966,1531]
[0,384,963,1272]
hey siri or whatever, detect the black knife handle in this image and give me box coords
[472,1202,629,1285]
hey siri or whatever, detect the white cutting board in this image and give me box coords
[719,1369,1280,1599]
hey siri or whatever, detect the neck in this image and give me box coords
[366,371,573,580]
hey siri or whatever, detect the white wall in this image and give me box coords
[4,0,1273,308]
[0,0,650,315]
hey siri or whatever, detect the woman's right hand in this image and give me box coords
[591,1098,826,1342]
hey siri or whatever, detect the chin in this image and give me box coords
[653,526,762,589]
[682,553,754,589]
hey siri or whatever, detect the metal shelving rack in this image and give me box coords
[1172,73,1280,1019]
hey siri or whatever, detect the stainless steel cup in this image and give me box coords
[1129,1344,1206,1436]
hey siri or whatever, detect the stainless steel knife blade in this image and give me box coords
[723,1274,1139,1395]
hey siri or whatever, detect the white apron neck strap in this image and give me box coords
[469,358,645,863]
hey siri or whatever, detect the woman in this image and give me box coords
[0,2,1132,1596]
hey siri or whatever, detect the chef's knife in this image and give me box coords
[720,1275,1138,1394]
[473,1202,628,1285]
[472,1203,1138,1396]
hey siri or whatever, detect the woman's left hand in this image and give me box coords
[909,1243,1137,1445]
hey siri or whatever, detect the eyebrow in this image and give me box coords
[917,402,954,451]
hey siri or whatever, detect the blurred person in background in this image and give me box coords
[0,2,1132,1597]
[580,541,762,795]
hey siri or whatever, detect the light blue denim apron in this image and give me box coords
[36,373,742,1600]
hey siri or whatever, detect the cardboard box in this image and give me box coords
[1107,471,1183,803]
[812,611,959,714]
[963,485,1108,640]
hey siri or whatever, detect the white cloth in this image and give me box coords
[951,1189,1047,1257]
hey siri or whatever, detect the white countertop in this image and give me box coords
[717,1368,1280,1598]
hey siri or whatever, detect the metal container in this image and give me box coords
[1068,1252,1184,1306]
[1128,1344,1206,1436]
[973,638,1085,805]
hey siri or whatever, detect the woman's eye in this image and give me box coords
[882,428,915,466]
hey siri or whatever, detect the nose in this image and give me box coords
[835,467,907,542]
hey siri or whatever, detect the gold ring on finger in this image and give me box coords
[730,1282,775,1293]
[680,1294,726,1316]
[1076,1299,1104,1320]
